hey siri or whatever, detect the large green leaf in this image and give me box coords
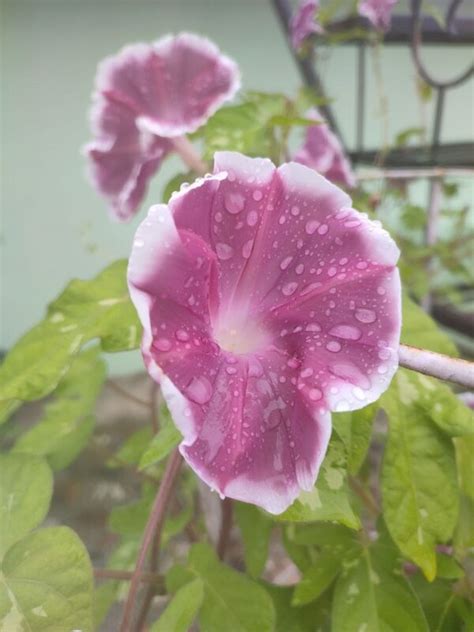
[13,347,106,469]
[0,526,93,632]
[277,436,359,529]
[455,435,474,499]
[332,549,428,632]
[0,260,140,404]
[381,371,459,580]
[264,583,330,632]
[151,578,204,632]
[401,295,457,356]
[0,453,53,558]
[186,543,275,632]
[332,403,377,474]
[292,551,341,606]
[139,408,181,470]
[234,503,273,578]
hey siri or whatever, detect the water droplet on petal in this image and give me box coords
[295,263,305,275]
[224,192,245,214]
[282,281,298,296]
[354,308,377,324]
[185,376,213,404]
[329,324,362,341]
[242,239,254,259]
[356,261,368,270]
[328,266,337,277]
[252,190,263,202]
[318,223,329,235]
[291,206,300,216]
[247,210,258,226]
[216,243,234,260]
[155,338,172,351]
[309,388,322,401]
[305,219,319,235]
[175,329,190,342]
[280,256,293,270]
[326,340,342,353]
[300,367,313,378]
[306,322,321,332]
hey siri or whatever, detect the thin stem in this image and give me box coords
[107,380,151,408]
[120,448,182,632]
[349,477,379,518]
[94,568,164,585]
[217,498,233,560]
[357,167,474,181]
[171,136,208,176]
[399,344,474,389]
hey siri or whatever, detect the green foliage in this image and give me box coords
[0,527,93,632]
[0,260,140,408]
[332,403,377,474]
[381,370,459,580]
[139,407,182,470]
[277,435,360,529]
[13,347,106,469]
[169,543,276,632]
[0,453,53,557]
[235,502,273,578]
[401,294,458,356]
[264,583,331,632]
[151,578,204,632]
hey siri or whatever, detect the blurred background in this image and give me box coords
[1,0,473,372]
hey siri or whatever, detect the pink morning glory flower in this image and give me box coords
[85,33,240,222]
[359,0,399,31]
[293,109,356,189]
[290,0,323,50]
[128,152,401,514]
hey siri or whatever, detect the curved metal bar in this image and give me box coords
[410,0,474,89]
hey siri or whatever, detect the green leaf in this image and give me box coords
[292,551,341,605]
[435,553,464,579]
[395,127,425,148]
[381,371,459,580]
[0,399,21,426]
[0,453,53,558]
[108,484,154,537]
[108,427,153,469]
[0,526,93,632]
[234,503,273,578]
[332,403,377,474]
[455,435,474,499]
[139,409,181,470]
[151,578,204,632]
[332,549,428,632]
[93,581,118,630]
[0,260,140,403]
[187,543,275,632]
[13,347,106,469]
[277,436,360,529]
[401,295,458,356]
[409,575,461,632]
[264,583,330,632]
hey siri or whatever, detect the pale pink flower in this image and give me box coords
[294,109,356,188]
[290,0,323,50]
[128,152,401,513]
[85,33,240,222]
[359,0,399,31]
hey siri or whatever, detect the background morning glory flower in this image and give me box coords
[85,33,240,222]
[359,0,399,31]
[293,108,357,189]
[290,0,323,51]
[128,151,401,514]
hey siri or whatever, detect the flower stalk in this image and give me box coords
[120,448,182,632]
[399,344,474,389]
[171,136,208,176]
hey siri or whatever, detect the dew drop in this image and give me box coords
[306,322,321,332]
[291,205,300,216]
[328,266,337,277]
[329,324,362,341]
[377,286,386,296]
[175,329,190,342]
[309,388,322,401]
[155,338,172,351]
[185,376,213,405]
[280,255,293,270]
[318,223,329,235]
[345,219,361,228]
[354,308,377,324]
[305,220,319,235]
[326,340,342,353]
[300,367,314,378]
[216,242,234,260]
[356,261,368,270]
[226,366,237,375]
[242,239,254,259]
[295,263,305,275]
[252,190,263,202]
[282,281,298,296]
[247,210,258,226]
